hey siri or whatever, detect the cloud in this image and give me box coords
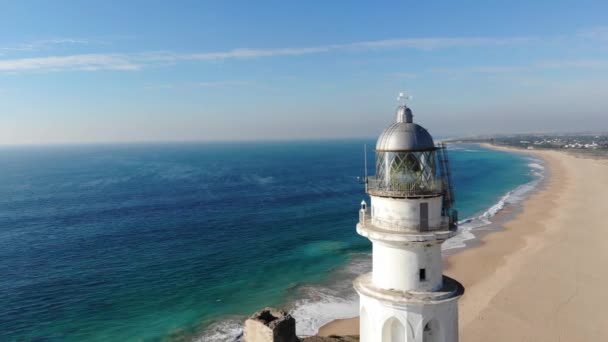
[144,80,263,90]
[3,25,608,74]
[338,36,534,51]
[38,38,89,45]
[0,37,88,52]
[0,54,140,72]
[163,36,533,62]
[24,31,608,75]
[180,46,330,60]
[0,34,538,73]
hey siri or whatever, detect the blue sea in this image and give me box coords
[0,141,542,341]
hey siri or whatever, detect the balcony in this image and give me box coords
[365,176,444,198]
[357,209,457,242]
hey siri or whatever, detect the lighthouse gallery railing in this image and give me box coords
[365,176,444,197]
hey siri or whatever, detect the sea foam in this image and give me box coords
[444,157,545,251]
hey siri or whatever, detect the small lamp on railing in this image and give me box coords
[359,200,368,223]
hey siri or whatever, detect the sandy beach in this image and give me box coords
[318,147,608,341]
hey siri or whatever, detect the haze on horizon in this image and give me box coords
[1,1,607,145]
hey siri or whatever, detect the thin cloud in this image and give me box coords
[339,36,534,51]
[37,38,89,45]
[0,37,89,52]
[144,80,265,90]
[181,47,330,60]
[0,34,546,73]
[0,54,140,72]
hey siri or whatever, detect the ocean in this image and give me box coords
[0,141,542,341]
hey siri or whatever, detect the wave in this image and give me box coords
[444,157,545,251]
[194,258,368,341]
[194,156,546,340]
[195,319,243,342]
[288,257,369,336]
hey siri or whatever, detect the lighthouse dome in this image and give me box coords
[375,106,435,152]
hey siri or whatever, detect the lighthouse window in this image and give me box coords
[374,151,438,194]
[419,268,426,281]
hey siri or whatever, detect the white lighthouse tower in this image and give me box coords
[355,94,464,342]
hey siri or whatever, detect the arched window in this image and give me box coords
[382,317,405,342]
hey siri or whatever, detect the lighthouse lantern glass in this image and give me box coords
[375,150,438,192]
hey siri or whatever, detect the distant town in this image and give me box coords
[451,133,608,151]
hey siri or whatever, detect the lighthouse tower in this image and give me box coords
[355,94,464,342]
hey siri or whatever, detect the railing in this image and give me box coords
[358,208,456,232]
[366,176,444,197]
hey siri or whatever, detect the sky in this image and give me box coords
[1,1,608,144]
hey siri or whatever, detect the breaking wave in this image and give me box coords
[444,157,545,250]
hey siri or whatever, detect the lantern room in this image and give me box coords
[367,105,443,198]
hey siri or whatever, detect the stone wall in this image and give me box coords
[243,308,298,342]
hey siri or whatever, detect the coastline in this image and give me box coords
[197,143,548,340]
[317,142,547,336]
[319,145,608,340]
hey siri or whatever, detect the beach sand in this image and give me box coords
[318,148,608,341]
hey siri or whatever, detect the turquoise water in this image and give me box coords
[0,142,536,341]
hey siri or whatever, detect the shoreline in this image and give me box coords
[198,143,548,340]
[317,144,545,337]
[318,143,550,337]
[306,143,545,338]
[319,146,608,340]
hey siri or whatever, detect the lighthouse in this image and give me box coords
[355,94,464,342]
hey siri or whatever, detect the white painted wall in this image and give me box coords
[372,241,443,291]
[359,292,459,342]
[358,174,460,341]
[371,196,443,231]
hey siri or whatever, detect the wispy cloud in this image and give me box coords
[180,47,330,60]
[38,38,89,45]
[0,37,88,52]
[144,80,264,90]
[338,36,534,51]
[3,27,608,74]
[0,54,140,72]
[0,34,536,73]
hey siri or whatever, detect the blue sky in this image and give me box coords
[1,1,607,144]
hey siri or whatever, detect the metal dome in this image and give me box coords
[375,105,436,151]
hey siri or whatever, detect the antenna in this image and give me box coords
[397,91,413,106]
[363,143,368,180]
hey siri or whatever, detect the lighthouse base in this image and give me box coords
[354,273,464,342]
